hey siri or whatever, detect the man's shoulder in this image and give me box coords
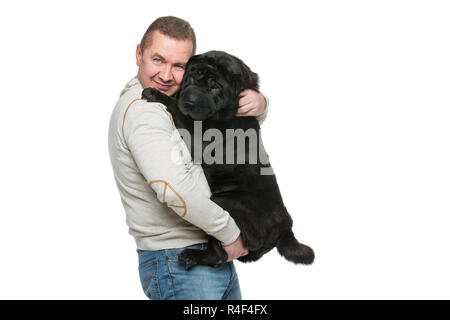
[117,78,167,111]
[119,77,141,98]
[119,92,169,118]
[117,82,143,108]
[113,77,172,129]
[118,93,172,132]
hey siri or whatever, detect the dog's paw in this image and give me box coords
[178,249,198,270]
[142,88,161,102]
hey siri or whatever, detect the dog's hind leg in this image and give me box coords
[178,236,228,270]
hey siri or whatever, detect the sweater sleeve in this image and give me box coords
[255,94,269,125]
[122,100,240,246]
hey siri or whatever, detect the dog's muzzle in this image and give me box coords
[178,86,215,120]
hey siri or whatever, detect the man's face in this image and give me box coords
[136,30,193,96]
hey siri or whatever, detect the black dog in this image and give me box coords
[142,51,314,269]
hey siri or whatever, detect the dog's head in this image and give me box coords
[178,50,259,121]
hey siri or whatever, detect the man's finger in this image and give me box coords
[236,108,255,117]
[236,112,252,117]
[238,97,251,107]
[239,89,251,97]
[237,105,252,114]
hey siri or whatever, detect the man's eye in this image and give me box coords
[153,58,162,63]
[175,65,185,71]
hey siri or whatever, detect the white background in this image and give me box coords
[0,0,449,299]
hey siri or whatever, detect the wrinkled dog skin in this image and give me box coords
[142,51,314,269]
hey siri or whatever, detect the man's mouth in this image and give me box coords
[153,81,172,92]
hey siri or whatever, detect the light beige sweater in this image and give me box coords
[108,77,268,250]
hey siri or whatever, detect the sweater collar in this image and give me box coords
[120,76,143,97]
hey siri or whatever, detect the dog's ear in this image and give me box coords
[199,50,260,98]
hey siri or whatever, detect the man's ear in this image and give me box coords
[135,44,142,67]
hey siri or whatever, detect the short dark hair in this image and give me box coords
[140,16,196,55]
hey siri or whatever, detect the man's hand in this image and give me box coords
[236,89,267,117]
[223,235,248,262]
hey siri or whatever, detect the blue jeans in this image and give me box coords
[137,243,242,300]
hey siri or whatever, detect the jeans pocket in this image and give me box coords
[138,258,160,300]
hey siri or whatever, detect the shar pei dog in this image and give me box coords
[142,50,314,269]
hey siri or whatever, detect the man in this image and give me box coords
[108,16,268,300]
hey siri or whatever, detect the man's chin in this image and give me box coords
[151,81,179,96]
[154,85,178,97]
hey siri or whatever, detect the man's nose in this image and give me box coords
[159,65,173,82]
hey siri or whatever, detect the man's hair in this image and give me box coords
[140,16,196,55]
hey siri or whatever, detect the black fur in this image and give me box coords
[142,50,314,269]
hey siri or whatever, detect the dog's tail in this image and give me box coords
[276,229,315,265]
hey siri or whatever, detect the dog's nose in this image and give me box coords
[182,100,195,109]
[180,87,203,106]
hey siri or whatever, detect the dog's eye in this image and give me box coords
[208,79,221,90]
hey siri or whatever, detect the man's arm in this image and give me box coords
[123,100,241,246]
[236,89,269,124]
